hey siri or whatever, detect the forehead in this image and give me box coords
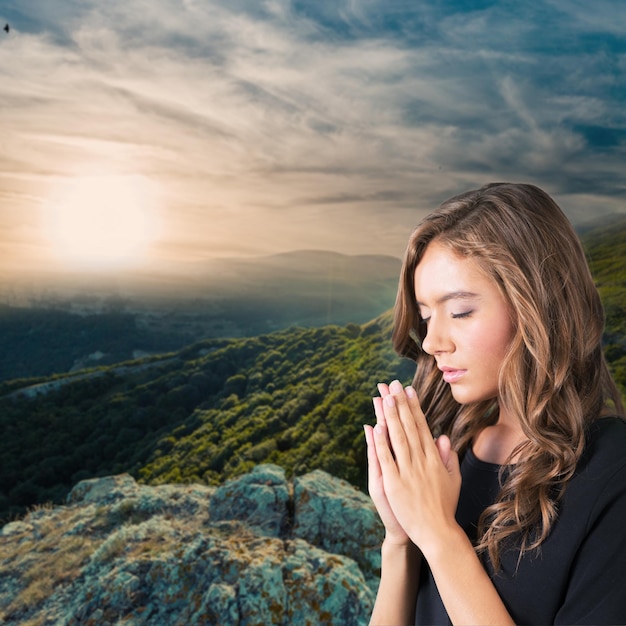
[413,242,493,303]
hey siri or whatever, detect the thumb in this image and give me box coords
[435,435,460,476]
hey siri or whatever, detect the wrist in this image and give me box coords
[419,523,470,565]
[382,537,421,560]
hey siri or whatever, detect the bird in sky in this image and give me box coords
[3,24,9,33]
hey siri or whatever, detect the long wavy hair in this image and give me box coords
[393,182,624,568]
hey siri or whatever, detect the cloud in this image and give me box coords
[0,0,624,277]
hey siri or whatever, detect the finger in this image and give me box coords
[376,382,390,423]
[380,394,412,467]
[403,384,438,454]
[366,424,409,541]
[386,380,422,455]
[434,434,451,466]
[373,396,386,427]
[373,396,394,454]
[365,425,394,512]
[436,434,460,478]
[364,425,382,483]
[372,422,401,476]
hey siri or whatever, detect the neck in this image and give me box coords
[472,411,527,465]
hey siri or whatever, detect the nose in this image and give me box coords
[420,315,454,356]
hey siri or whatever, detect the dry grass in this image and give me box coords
[1,506,100,619]
[12,617,48,626]
[6,535,96,615]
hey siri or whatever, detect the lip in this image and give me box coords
[439,366,467,384]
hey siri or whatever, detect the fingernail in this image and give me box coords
[389,380,403,393]
[384,394,395,407]
[405,385,416,398]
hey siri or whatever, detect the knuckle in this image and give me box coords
[393,391,408,406]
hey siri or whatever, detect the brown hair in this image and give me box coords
[393,182,624,567]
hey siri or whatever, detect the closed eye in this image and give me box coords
[451,310,473,319]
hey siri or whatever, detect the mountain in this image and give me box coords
[0,250,401,382]
[0,465,381,625]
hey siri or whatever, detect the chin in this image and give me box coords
[450,391,474,405]
[450,386,497,405]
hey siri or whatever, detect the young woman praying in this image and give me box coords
[364,182,626,625]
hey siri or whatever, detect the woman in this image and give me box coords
[364,183,626,625]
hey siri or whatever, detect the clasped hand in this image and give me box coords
[364,380,462,558]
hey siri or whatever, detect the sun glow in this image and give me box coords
[43,175,161,270]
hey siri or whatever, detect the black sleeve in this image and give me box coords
[555,464,626,625]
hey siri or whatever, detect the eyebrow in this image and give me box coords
[415,291,481,307]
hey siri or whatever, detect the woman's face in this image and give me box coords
[413,242,516,405]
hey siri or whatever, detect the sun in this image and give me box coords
[44,175,161,270]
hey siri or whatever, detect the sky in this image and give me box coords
[1,0,625,287]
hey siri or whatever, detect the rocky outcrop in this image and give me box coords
[0,465,383,625]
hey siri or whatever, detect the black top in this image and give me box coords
[414,416,626,625]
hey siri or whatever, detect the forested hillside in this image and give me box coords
[581,215,626,360]
[0,306,188,382]
[0,315,413,521]
[582,215,626,398]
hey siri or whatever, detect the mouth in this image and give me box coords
[439,367,467,384]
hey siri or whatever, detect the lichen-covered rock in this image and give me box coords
[67,473,139,505]
[209,464,290,537]
[293,469,383,586]
[282,539,373,625]
[0,466,378,625]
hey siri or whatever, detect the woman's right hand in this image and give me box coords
[364,383,411,545]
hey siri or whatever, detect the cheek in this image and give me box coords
[485,320,515,363]
[465,317,514,362]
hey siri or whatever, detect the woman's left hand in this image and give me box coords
[371,380,462,559]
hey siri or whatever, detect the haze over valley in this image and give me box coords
[0,249,401,382]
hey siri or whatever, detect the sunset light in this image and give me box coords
[0,1,624,284]
[43,175,161,271]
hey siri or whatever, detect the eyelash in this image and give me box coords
[420,310,473,324]
[451,311,473,319]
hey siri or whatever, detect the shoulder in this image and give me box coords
[550,418,626,624]
[587,414,626,439]
[579,416,626,476]
[565,416,626,513]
